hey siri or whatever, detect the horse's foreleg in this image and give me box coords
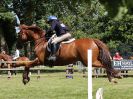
[23,67,30,85]
[22,58,40,85]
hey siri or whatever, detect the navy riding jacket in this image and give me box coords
[47,20,69,36]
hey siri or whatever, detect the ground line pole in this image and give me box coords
[88,50,92,99]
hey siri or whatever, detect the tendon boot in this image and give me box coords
[48,43,57,61]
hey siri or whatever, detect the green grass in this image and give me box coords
[0,71,87,99]
[93,77,133,99]
[1,66,133,99]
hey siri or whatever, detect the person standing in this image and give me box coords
[113,52,128,76]
[113,52,123,61]
[13,48,20,60]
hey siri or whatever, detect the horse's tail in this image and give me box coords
[93,39,121,79]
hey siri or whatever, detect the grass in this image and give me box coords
[0,66,133,99]
[93,77,133,99]
[0,67,87,99]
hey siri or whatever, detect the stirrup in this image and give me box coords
[47,55,56,61]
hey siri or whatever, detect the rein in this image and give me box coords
[34,36,47,49]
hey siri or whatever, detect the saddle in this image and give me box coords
[47,38,75,54]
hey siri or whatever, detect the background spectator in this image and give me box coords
[113,52,123,61]
[13,48,20,60]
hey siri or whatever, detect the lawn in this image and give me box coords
[93,77,133,99]
[0,66,88,99]
[0,66,133,99]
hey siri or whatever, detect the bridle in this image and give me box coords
[34,36,46,50]
[18,27,49,50]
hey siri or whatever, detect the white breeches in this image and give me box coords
[51,33,71,44]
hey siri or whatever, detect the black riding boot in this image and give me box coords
[48,43,57,61]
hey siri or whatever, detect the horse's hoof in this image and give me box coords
[111,79,118,83]
[23,79,29,85]
[7,76,11,79]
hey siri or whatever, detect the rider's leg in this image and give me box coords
[51,43,57,55]
[52,33,71,43]
[48,33,71,61]
[48,42,57,61]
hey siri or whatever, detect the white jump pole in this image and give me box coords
[88,50,92,99]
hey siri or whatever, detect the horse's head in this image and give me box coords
[17,24,46,48]
[17,25,30,44]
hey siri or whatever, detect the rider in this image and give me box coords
[46,16,72,61]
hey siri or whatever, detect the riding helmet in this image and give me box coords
[47,16,57,22]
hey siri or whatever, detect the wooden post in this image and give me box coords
[83,67,86,78]
[37,69,40,79]
[7,64,11,79]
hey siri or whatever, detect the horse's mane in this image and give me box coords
[20,24,46,36]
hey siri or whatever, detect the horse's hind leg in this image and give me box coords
[93,60,119,83]
[81,54,121,83]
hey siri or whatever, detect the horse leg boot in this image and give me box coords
[48,43,57,61]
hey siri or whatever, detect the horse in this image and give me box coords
[0,53,32,68]
[17,24,121,84]
[0,53,13,68]
[0,53,37,76]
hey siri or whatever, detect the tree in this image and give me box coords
[0,1,16,53]
[1,0,133,58]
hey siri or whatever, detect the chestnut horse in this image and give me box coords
[17,24,121,84]
[0,53,32,77]
[0,53,31,68]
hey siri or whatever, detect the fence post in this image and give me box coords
[88,50,92,99]
[7,64,11,78]
[37,69,40,79]
[66,64,74,79]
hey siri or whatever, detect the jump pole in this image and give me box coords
[88,50,92,99]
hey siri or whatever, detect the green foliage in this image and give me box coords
[36,19,48,30]
[0,12,14,22]
[1,0,133,57]
[91,14,133,57]
[0,8,16,52]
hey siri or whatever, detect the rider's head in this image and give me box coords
[47,16,57,23]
